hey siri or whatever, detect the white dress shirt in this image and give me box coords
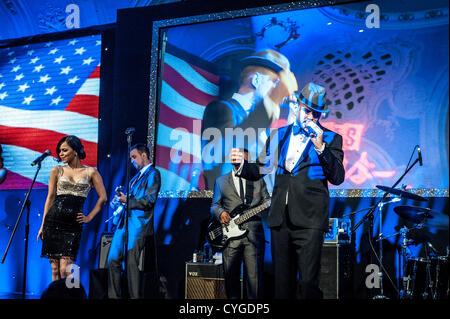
[285,126,311,173]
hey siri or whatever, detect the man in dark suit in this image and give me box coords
[232,83,345,299]
[201,49,296,190]
[107,143,161,299]
[211,149,270,299]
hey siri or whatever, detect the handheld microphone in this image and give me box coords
[417,146,423,166]
[125,127,135,135]
[303,120,323,137]
[31,150,51,166]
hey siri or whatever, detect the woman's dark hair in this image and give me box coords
[56,135,86,161]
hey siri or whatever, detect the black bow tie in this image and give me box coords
[292,125,306,136]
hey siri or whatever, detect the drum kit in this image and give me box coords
[372,185,449,300]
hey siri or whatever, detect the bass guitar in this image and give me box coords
[207,200,271,251]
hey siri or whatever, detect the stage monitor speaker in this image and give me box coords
[185,262,227,299]
[320,242,353,299]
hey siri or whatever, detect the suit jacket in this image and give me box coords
[240,123,345,231]
[201,98,275,190]
[211,171,270,247]
[119,165,161,241]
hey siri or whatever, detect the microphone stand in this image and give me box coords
[124,129,134,298]
[1,161,42,299]
[352,156,421,232]
[352,156,421,299]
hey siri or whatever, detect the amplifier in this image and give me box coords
[98,232,156,272]
[320,242,353,299]
[185,262,227,299]
[325,218,351,244]
[98,232,113,269]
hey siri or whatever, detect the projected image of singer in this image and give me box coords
[37,135,107,282]
[201,49,296,190]
[107,143,161,299]
[231,83,345,299]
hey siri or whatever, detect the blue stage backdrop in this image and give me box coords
[0,0,448,299]
[0,34,101,298]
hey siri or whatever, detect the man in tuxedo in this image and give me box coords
[201,49,296,190]
[232,83,345,299]
[107,143,161,299]
[211,149,270,299]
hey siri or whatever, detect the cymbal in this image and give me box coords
[376,185,428,202]
[394,205,434,223]
[394,205,449,229]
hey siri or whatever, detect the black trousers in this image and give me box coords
[222,229,265,299]
[107,226,146,299]
[270,206,325,299]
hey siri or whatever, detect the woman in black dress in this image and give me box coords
[37,135,107,281]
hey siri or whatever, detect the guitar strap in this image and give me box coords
[244,179,254,206]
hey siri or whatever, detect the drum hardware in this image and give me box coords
[345,196,402,299]
[432,255,449,299]
[377,224,418,299]
[373,197,403,299]
[394,205,448,230]
[378,205,449,300]
[375,185,428,202]
[350,147,424,298]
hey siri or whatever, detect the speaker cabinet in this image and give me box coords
[98,232,156,272]
[320,242,353,299]
[185,262,227,299]
[98,233,113,269]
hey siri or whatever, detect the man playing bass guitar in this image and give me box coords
[210,149,270,299]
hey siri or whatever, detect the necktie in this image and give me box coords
[239,177,245,203]
[130,172,141,189]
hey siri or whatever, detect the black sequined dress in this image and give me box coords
[41,167,91,261]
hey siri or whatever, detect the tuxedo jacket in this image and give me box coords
[119,165,161,241]
[211,171,270,247]
[240,123,345,231]
[201,98,275,190]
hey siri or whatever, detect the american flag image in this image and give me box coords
[155,44,219,192]
[0,34,101,190]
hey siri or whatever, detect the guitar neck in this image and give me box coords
[234,201,270,225]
